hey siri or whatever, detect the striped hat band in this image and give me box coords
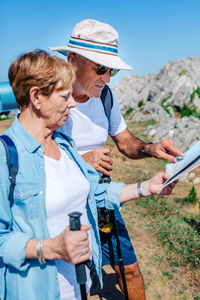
[68,36,118,56]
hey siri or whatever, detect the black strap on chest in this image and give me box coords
[100,84,113,120]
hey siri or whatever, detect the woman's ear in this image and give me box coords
[29,86,41,110]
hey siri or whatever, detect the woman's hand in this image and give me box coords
[25,224,92,264]
[142,172,177,196]
[51,224,92,264]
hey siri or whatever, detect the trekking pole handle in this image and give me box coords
[68,212,87,287]
[69,211,82,231]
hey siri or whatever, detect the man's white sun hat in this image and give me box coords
[49,19,133,70]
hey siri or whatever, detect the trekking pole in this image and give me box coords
[109,210,129,300]
[69,212,87,300]
[99,172,129,298]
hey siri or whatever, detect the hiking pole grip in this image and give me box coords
[68,212,87,300]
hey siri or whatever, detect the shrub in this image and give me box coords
[138,100,144,108]
[190,87,200,102]
[181,186,199,204]
[180,104,200,119]
[160,97,172,117]
[123,107,134,119]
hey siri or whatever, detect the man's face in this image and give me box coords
[72,55,111,99]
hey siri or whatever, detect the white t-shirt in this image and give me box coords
[45,148,91,300]
[59,95,127,155]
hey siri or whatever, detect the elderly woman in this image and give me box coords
[0,50,175,300]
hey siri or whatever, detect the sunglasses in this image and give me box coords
[95,65,119,77]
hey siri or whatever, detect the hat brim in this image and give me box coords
[49,45,133,71]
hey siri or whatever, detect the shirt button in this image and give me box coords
[39,191,43,195]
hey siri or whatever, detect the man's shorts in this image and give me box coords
[100,208,137,266]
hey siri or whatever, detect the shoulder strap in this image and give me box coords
[0,135,18,203]
[58,132,73,147]
[100,84,113,120]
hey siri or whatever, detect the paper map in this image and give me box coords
[162,141,200,187]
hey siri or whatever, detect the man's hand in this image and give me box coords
[82,148,112,176]
[144,139,184,163]
[112,128,183,162]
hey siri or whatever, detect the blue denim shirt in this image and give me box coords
[0,116,124,300]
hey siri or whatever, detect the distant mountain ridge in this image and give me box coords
[113,57,200,151]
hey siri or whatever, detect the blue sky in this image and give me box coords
[1,0,200,87]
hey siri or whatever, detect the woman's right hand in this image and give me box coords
[25,225,91,264]
[51,224,92,264]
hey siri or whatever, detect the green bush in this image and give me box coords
[123,107,134,119]
[160,97,173,117]
[138,100,144,108]
[190,87,200,102]
[180,104,200,119]
[181,186,199,204]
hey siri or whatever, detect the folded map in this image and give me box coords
[162,141,200,187]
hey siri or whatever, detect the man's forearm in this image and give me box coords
[112,128,183,162]
[112,129,152,159]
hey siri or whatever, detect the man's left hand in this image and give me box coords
[145,139,184,162]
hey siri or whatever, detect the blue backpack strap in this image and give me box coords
[0,135,18,203]
[100,84,113,120]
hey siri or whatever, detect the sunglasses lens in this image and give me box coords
[96,65,109,75]
[96,65,119,77]
[110,69,120,77]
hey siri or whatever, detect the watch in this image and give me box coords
[141,142,153,156]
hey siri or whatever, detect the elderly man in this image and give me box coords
[50,19,183,300]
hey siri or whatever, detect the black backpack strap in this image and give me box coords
[58,132,73,147]
[100,84,113,120]
[0,135,18,203]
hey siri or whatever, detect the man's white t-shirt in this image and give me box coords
[59,95,127,155]
[45,148,91,300]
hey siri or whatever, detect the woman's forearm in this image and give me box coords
[25,238,61,260]
[120,172,175,204]
[120,180,151,204]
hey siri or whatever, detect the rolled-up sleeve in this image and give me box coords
[105,182,125,210]
[1,232,33,270]
[95,181,125,210]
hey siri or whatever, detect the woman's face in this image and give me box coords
[40,86,76,131]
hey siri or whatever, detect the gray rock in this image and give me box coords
[193,177,200,184]
[113,56,200,151]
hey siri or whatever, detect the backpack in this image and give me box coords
[100,84,113,120]
[0,135,18,204]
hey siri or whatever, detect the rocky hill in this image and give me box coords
[113,57,200,151]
